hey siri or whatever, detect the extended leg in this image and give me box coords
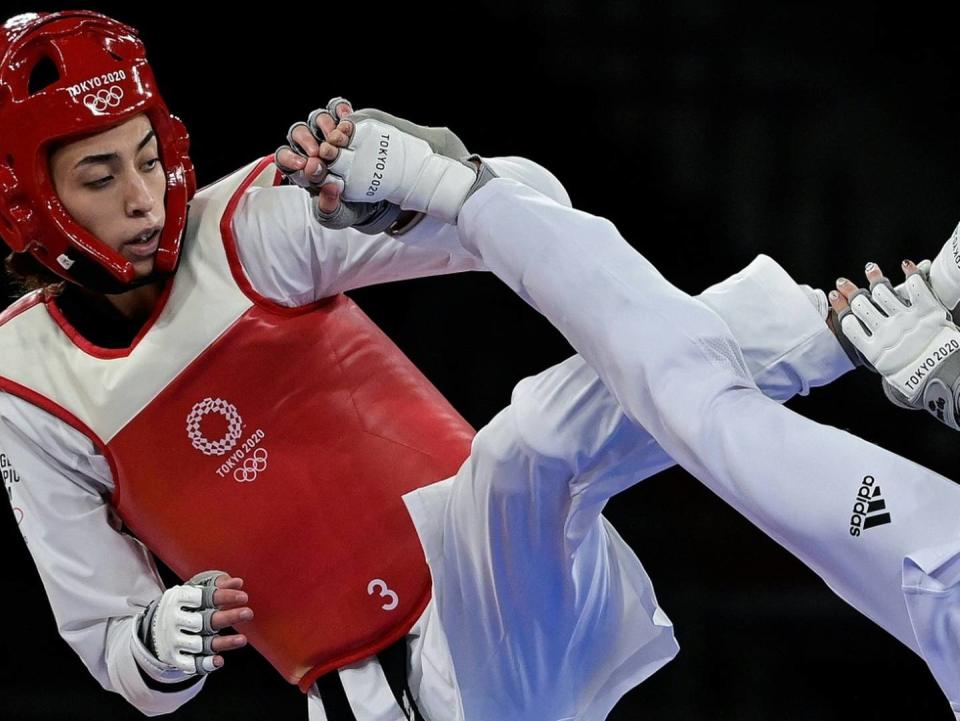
[456,178,960,715]
[404,255,850,720]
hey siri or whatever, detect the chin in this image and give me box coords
[131,259,157,280]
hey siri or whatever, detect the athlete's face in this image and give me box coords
[49,114,166,279]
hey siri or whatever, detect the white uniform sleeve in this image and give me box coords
[698,254,854,400]
[0,392,205,716]
[231,156,569,306]
[929,222,960,312]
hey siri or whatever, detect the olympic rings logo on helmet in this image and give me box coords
[233,449,268,483]
[82,86,124,113]
[185,398,244,456]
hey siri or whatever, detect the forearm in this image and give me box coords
[234,156,571,305]
[104,616,205,716]
[1,394,204,715]
[307,155,571,296]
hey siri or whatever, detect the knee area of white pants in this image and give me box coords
[509,361,630,470]
[467,413,570,499]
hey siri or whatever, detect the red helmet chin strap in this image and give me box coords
[0,11,196,291]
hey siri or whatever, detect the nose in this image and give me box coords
[123,171,157,217]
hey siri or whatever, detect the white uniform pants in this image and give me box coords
[403,252,851,720]
[454,178,960,719]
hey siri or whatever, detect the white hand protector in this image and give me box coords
[138,571,226,675]
[274,98,402,234]
[833,260,935,368]
[326,109,495,225]
[929,220,960,312]
[840,274,960,429]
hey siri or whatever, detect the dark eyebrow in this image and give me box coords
[73,130,157,169]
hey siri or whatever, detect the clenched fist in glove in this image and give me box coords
[276,99,496,228]
[136,571,252,677]
[830,260,960,430]
[275,97,405,234]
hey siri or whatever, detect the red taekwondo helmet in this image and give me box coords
[0,10,196,292]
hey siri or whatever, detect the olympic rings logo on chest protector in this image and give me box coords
[186,398,244,456]
[83,86,124,113]
[233,449,268,483]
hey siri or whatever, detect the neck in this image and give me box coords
[104,280,164,321]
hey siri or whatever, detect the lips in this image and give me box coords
[123,227,161,259]
[125,226,161,245]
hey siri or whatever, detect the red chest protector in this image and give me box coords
[0,157,475,690]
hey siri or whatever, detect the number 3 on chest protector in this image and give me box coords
[367,579,399,611]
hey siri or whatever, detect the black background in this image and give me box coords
[2,2,959,719]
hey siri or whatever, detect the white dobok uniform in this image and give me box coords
[451,175,960,720]
[1,156,863,720]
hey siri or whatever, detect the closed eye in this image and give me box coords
[85,176,113,189]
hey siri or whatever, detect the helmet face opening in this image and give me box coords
[0,11,196,293]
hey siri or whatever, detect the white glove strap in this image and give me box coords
[886,325,960,399]
[130,621,194,684]
[882,351,960,431]
[401,153,477,220]
[919,352,960,430]
[330,118,476,224]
